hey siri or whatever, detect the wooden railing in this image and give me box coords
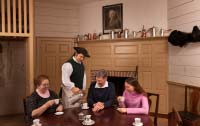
[0,0,32,37]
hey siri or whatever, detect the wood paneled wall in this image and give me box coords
[78,37,169,114]
[34,0,79,37]
[36,37,74,93]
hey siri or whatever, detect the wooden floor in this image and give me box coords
[0,114,168,126]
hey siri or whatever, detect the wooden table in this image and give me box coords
[39,107,153,126]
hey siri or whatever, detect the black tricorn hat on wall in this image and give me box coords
[168,26,200,47]
[74,47,90,57]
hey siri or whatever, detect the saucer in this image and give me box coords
[82,120,95,125]
[32,124,42,126]
[82,106,89,110]
[54,111,64,115]
[132,122,143,126]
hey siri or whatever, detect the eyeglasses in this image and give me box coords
[40,83,49,88]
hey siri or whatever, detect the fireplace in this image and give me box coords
[107,76,127,96]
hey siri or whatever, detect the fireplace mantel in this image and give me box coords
[78,37,168,114]
[77,36,167,43]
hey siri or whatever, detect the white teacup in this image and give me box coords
[54,99,59,104]
[33,119,40,125]
[78,112,84,120]
[135,117,141,124]
[84,115,92,123]
[120,96,125,102]
[82,103,88,109]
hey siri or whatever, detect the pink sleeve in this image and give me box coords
[118,92,126,108]
[126,96,149,115]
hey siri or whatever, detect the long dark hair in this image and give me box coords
[125,77,146,95]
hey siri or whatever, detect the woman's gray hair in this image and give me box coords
[95,69,108,78]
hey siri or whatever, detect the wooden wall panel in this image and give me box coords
[90,46,111,55]
[45,56,57,91]
[159,94,167,114]
[45,44,58,53]
[168,83,185,111]
[91,58,112,68]
[140,54,152,67]
[140,71,152,90]
[36,37,74,93]
[141,44,152,54]
[114,58,138,67]
[114,45,138,54]
[59,44,70,53]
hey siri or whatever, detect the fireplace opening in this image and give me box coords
[107,76,128,96]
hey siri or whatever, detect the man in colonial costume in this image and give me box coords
[61,47,90,108]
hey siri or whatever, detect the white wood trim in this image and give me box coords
[24,0,27,33]
[1,0,5,33]
[7,0,11,33]
[18,0,22,33]
[13,0,17,33]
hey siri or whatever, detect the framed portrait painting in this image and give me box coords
[103,3,123,34]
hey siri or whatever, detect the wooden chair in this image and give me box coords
[147,92,160,126]
[134,65,138,80]
[172,107,183,126]
[178,85,200,126]
[23,97,29,121]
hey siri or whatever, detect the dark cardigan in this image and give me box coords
[87,82,115,108]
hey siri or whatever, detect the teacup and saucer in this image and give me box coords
[81,103,89,110]
[132,118,143,126]
[78,112,84,120]
[82,115,95,125]
[32,119,42,126]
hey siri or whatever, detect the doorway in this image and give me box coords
[0,39,26,115]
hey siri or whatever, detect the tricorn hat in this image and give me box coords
[74,47,90,57]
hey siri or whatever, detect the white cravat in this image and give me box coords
[95,81,109,88]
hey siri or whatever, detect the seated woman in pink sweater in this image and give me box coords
[117,77,149,114]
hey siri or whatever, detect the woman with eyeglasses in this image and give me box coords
[27,75,63,119]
